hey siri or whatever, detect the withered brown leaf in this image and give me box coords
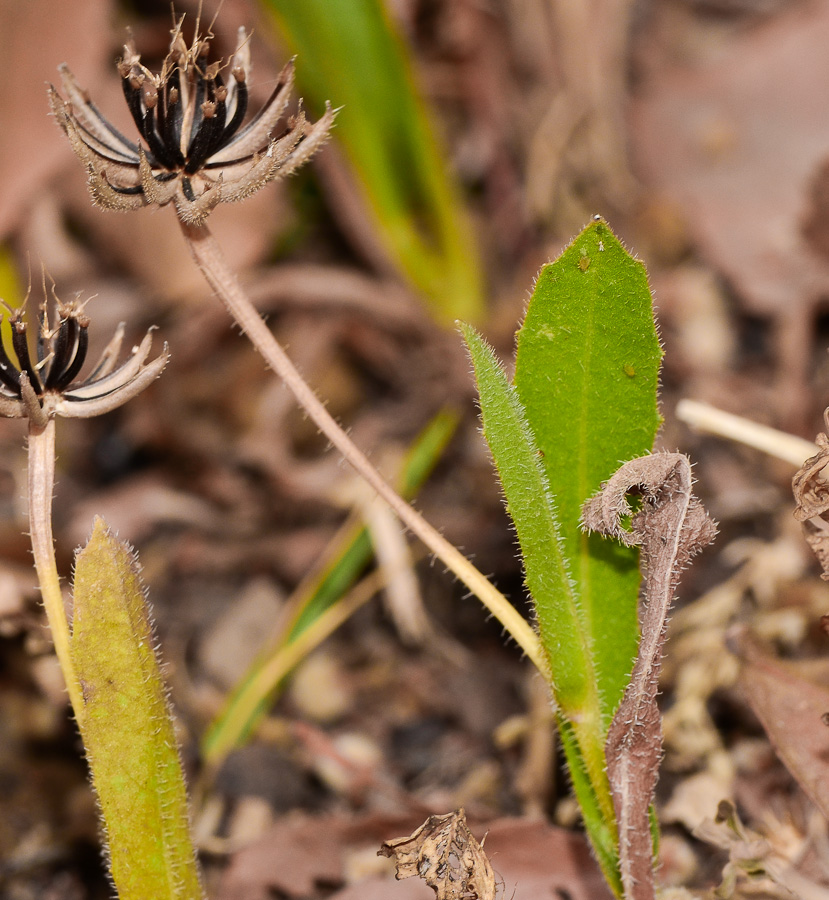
[378,809,496,900]
[583,453,716,900]
[793,412,829,579]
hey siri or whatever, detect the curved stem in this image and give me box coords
[179,220,544,673]
[28,418,83,714]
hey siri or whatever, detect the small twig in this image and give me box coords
[676,399,816,466]
[178,220,544,673]
[27,419,83,714]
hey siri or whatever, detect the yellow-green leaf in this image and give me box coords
[71,518,204,900]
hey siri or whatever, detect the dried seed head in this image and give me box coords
[0,287,169,425]
[49,16,335,225]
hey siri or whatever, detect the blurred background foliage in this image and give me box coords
[5,1,827,896]
[265,0,485,324]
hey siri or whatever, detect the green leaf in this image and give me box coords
[460,324,590,708]
[460,322,616,838]
[71,519,204,900]
[514,217,662,725]
[461,220,661,898]
[263,0,483,323]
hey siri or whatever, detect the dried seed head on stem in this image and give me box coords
[1,285,169,715]
[49,16,334,224]
[49,16,543,672]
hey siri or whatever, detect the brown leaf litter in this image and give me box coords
[218,811,611,900]
[631,2,829,426]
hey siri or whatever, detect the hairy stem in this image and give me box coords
[28,418,83,714]
[179,220,543,671]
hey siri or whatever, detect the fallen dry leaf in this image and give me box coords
[732,630,829,823]
[379,809,495,900]
[327,877,432,900]
[481,818,614,900]
[631,3,829,423]
[694,799,829,900]
[220,815,345,900]
[328,816,612,900]
[583,453,717,900]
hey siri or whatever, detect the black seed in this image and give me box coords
[142,105,179,170]
[158,69,185,167]
[220,76,248,146]
[44,317,76,389]
[54,322,88,389]
[0,347,22,395]
[11,322,42,394]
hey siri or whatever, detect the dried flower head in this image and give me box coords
[49,17,334,224]
[0,288,169,427]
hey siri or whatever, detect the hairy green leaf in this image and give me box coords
[460,323,616,846]
[71,519,204,900]
[461,219,661,897]
[514,217,662,724]
[263,0,483,322]
[460,324,590,708]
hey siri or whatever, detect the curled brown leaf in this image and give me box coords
[378,808,495,900]
[793,411,829,579]
[582,453,716,900]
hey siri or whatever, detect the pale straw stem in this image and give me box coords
[676,399,817,466]
[27,418,83,714]
[179,220,544,673]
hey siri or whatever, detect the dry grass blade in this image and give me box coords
[378,808,496,900]
[582,453,716,900]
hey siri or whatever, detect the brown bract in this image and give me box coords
[0,291,168,427]
[49,18,335,225]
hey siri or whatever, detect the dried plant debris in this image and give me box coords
[694,800,823,900]
[583,453,717,900]
[378,809,496,900]
[793,410,829,579]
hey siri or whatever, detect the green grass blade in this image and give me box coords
[263,0,483,323]
[514,218,662,725]
[460,323,616,842]
[71,519,204,900]
[201,410,459,769]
